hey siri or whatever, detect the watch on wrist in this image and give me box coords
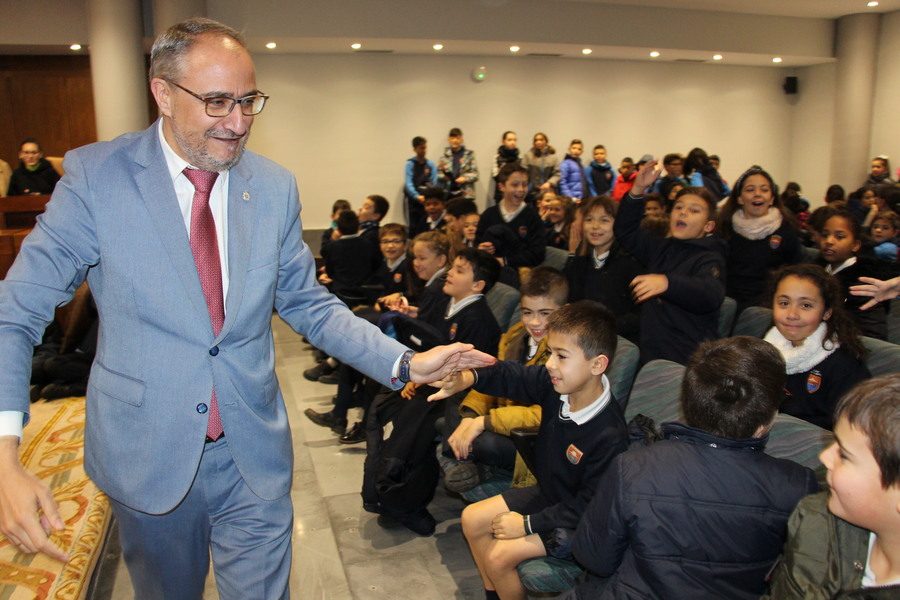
[398,349,415,383]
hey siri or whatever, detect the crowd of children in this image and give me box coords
[302,138,900,599]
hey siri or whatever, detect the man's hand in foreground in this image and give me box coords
[409,343,495,385]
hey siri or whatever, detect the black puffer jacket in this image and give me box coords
[570,422,818,600]
[8,158,60,195]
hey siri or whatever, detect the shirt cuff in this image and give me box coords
[0,411,25,441]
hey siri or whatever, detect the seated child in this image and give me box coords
[651,152,687,195]
[318,210,376,307]
[565,196,644,344]
[434,301,628,600]
[585,145,617,197]
[765,264,870,430]
[614,160,727,365]
[443,197,479,256]
[462,211,480,249]
[764,374,900,598]
[358,193,390,272]
[870,210,899,262]
[320,198,350,256]
[567,336,818,600]
[477,163,547,276]
[818,207,899,340]
[362,248,501,535]
[544,195,575,250]
[442,267,568,493]
[642,192,665,217]
[409,186,447,239]
[370,223,409,298]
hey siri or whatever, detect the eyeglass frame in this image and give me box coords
[164,79,269,117]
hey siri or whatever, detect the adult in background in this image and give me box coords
[0,18,493,600]
[7,138,60,196]
[521,132,561,203]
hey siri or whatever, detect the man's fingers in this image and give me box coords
[859,298,878,311]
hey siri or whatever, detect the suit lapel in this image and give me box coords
[131,123,212,330]
[219,159,255,341]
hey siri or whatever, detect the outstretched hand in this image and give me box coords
[426,368,476,402]
[850,276,900,310]
[0,438,68,562]
[631,159,661,196]
[410,343,496,385]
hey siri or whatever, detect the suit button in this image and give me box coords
[209,346,219,356]
[197,403,208,414]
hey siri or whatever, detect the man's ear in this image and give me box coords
[150,78,173,117]
[590,354,610,376]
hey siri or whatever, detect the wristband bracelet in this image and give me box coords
[470,368,479,386]
[524,514,533,536]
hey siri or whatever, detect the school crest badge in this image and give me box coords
[449,322,458,340]
[769,234,782,249]
[518,225,528,238]
[806,371,821,394]
[566,444,583,465]
[394,272,403,283]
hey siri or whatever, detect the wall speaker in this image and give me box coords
[783,76,798,95]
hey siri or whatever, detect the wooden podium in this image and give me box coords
[0,194,50,278]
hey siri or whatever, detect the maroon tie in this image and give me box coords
[184,168,224,441]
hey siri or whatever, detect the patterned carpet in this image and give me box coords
[0,397,111,600]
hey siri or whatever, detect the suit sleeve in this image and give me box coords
[0,150,97,421]
[274,178,408,388]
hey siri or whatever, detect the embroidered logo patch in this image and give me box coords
[769,234,782,249]
[449,323,458,340]
[806,372,821,394]
[518,225,528,238]
[710,265,721,279]
[566,444,583,465]
[394,272,403,283]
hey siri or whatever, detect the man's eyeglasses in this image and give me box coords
[165,79,269,117]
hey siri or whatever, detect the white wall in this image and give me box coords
[870,11,900,178]
[788,63,837,208]
[249,52,803,228]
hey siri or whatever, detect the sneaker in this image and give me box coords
[317,370,340,385]
[41,382,87,400]
[339,421,366,444]
[303,408,347,435]
[444,462,496,494]
[303,361,335,382]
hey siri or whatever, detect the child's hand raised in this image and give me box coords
[568,217,583,254]
[426,369,475,402]
[631,159,662,196]
[631,274,669,303]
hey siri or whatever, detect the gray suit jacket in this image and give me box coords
[0,122,407,514]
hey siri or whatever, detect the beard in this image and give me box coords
[170,119,249,172]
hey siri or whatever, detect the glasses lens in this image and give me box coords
[241,95,267,116]
[205,97,236,117]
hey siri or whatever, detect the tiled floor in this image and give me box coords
[103,315,482,599]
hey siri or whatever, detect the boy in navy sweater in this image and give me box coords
[567,336,818,600]
[614,160,726,365]
[431,301,628,600]
[318,210,376,307]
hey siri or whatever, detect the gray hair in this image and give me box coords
[149,18,246,83]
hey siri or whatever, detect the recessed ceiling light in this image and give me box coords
[772,57,783,63]
[433,44,443,51]
[510,46,520,53]
[582,48,592,55]
[265,42,277,49]
[351,43,361,50]
[713,54,723,60]
[70,44,82,51]
[868,1,879,6]
[650,51,660,58]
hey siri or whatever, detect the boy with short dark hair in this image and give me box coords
[433,300,628,600]
[476,163,546,274]
[610,156,637,201]
[567,336,818,600]
[437,127,479,200]
[320,198,351,255]
[614,160,727,365]
[409,186,447,238]
[764,374,900,598]
[585,144,617,197]
[404,135,437,226]
[651,152,687,195]
[358,194,390,271]
[319,210,376,307]
[444,198,479,252]
[442,267,569,493]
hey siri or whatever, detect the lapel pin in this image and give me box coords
[243,191,250,201]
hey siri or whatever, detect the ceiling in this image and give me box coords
[567,0,900,19]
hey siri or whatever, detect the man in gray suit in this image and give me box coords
[0,18,492,599]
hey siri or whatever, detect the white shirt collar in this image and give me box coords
[826,256,857,276]
[427,211,447,227]
[862,531,900,587]
[386,255,406,271]
[559,375,612,425]
[592,248,610,269]
[425,266,447,287]
[446,293,484,318]
[527,336,539,360]
[500,201,526,222]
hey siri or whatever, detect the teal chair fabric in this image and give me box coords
[486,281,522,333]
[861,335,900,377]
[607,335,640,411]
[718,296,738,337]
[541,246,569,271]
[732,306,773,338]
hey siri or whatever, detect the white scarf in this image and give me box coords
[732,207,783,241]
[764,321,837,374]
